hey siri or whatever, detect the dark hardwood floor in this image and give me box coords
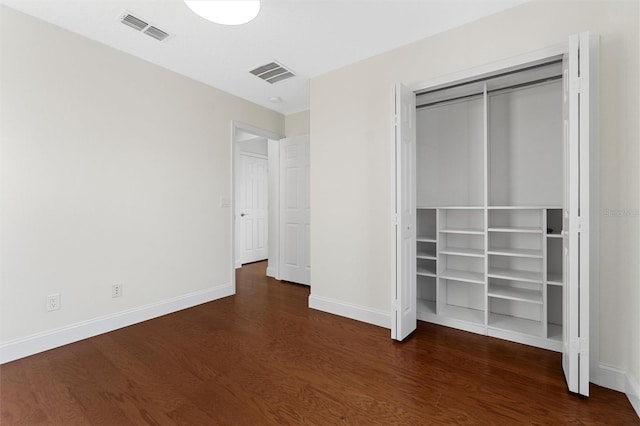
[1,261,638,425]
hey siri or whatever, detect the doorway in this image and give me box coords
[232,122,283,285]
[231,122,311,289]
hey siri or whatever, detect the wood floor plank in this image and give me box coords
[1,261,638,425]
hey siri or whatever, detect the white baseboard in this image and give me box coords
[592,363,640,417]
[0,283,233,364]
[592,363,628,392]
[626,371,640,417]
[308,294,391,329]
[266,266,277,278]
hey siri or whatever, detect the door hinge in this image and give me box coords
[576,217,586,233]
[572,76,582,93]
[394,214,399,226]
[571,337,589,355]
[392,300,400,312]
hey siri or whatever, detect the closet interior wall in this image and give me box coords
[414,60,566,351]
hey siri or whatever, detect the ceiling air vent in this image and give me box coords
[120,12,171,42]
[250,62,295,84]
[144,26,170,42]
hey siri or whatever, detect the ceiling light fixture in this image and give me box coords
[184,0,261,25]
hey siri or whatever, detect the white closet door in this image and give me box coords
[279,135,310,285]
[392,83,417,341]
[562,32,596,397]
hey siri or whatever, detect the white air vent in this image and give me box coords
[144,26,170,41]
[120,12,171,42]
[250,62,295,84]
[122,13,148,31]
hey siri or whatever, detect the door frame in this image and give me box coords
[230,121,283,290]
[390,36,598,393]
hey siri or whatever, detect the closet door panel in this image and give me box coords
[393,83,417,341]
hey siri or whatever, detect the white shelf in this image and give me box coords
[417,265,437,277]
[488,267,543,284]
[440,247,485,258]
[436,206,485,210]
[546,233,563,239]
[417,237,437,243]
[441,304,484,325]
[488,285,543,304]
[417,298,436,315]
[489,206,562,210]
[440,228,485,235]
[417,251,436,260]
[487,247,543,258]
[547,273,563,286]
[440,269,485,284]
[488,227,543,234]
[488,313,544,338]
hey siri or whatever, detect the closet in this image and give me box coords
[392,33,597,397]
[414,60,564,351]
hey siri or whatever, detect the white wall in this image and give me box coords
[310,0,639,399]
[0,6,284,349]
[237,137,268,156]
[285,110,310,137]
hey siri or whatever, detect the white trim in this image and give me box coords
[592,364,640,418]
[266,266,278,278]
[239,151,268,160]
[592,363,627,392]
[232,121,282,141]
[410,42,567,93]
[308,294,391,329]
[627,372,640,417]
[0,284,233,364]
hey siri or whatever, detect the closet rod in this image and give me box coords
[416,75,563,110]
[415,58,563,97]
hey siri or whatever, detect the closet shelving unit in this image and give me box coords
[414,60,565,351]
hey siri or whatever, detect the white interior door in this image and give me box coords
[562,32,595,397]
[238,154,268,265]
[279,135,310,285]
[392,83,417,341]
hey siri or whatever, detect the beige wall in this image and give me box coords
[285,110,310,137]
[0,6,284,343]
[310,0,639,389]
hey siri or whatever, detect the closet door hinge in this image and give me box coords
[571,337,589,355]
[392,300,400,312]
[572,77,582,93]
[576,217,586,233]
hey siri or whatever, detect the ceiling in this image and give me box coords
[0,0,528,115]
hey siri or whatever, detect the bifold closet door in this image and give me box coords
[392,32,596,399]
[392,83,417,341]
[562,32,596,397]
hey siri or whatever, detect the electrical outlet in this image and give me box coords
[47,293,60,311]
[112,284,122,298]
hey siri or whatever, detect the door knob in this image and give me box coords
[240,213,247,217]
